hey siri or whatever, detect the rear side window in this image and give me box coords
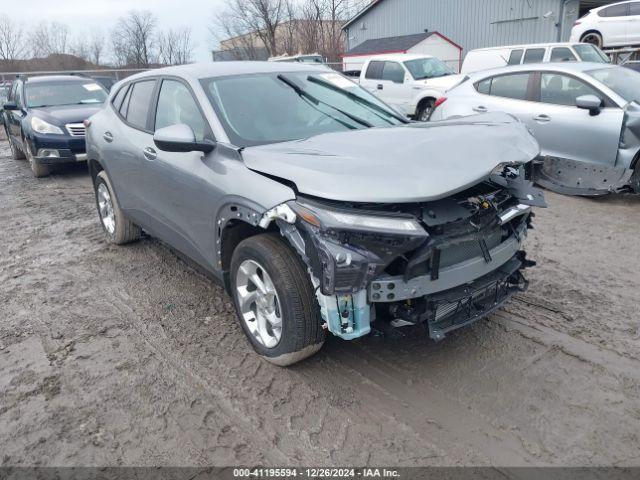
[550,47,577,62]
[523,48,545,64]
[365,61,384,80]
[508,49,524,65]
[487,73,530,100]
[599,3,629,17]
[124,80,155,130]
[631,2,640,15]
[381,62,405,83]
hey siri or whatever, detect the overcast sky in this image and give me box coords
[1,0,228,63]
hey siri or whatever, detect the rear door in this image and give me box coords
[627,2,640,44]
[528,72,623,166]
[360,61,384,95]
[597,2,630,45]
[102,79,159,227]
[469,72,535,123]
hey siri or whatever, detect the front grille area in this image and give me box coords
[65,123,86,137]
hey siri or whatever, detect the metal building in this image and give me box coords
[343,0,615,57]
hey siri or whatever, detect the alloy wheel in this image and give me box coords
[97,183,116,234]
[235,259,283,348]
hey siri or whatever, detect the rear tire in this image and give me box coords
[416,99,435,122]
[230,233,325,367]
[94,170,141,244]
[581,31,603,48]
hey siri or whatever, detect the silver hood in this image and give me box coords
[241,113,540,203]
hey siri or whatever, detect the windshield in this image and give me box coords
[403,58,454,80]
[573,44,609,63]
[587,67,640,104]
[26,81,107,108]
[201,71,404,147]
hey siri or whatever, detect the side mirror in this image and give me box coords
[3,102,18,111]
[576,94,603,116]
[153,124,215,154]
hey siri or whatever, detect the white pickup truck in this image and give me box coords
[357,54,465,121]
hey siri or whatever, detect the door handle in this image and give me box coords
[377,84,383,90]
[533,114,551,123]
[103,131,113,143]
[143,147,157,161]
[472,106,487,113]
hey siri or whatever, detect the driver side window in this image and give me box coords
[381,62,405,84]
[155,79,208,141]
[540,74,600,107]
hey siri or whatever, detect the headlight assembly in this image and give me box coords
[31,117,64,135]
[289,200,427,236]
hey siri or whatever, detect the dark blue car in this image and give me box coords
[2,75,108,177]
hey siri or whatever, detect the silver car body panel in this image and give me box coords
[431,62,640,195]
[242,113,539,203]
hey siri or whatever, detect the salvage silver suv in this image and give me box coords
[86,62,545,366]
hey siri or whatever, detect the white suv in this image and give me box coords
[570,0,640,48]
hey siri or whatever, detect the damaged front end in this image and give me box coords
[262,164,546,342]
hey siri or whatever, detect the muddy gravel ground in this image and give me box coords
[1,136,640,468]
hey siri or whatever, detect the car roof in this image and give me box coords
[469,42,584,53]
[24,75,92,84]
[125,61,332,83]
[467,61,617,79]
[362,54,435,62]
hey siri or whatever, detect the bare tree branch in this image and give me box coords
[111,10,157,68]
[0,14,24,61]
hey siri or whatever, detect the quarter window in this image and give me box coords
[124,80,155,130]
[476,78,491,94]
[155,80,208,141]
[508,49,524,65]
[540,74,601,107]
[523,48,545,64]
[112,85,129,111]
[365,61,384,80]
[550,47,577,62]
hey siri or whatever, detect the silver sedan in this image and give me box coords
[430,62,640,196]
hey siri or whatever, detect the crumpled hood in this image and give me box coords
[30,104,103,126]
[242,112,540,203]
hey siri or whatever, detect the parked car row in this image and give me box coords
[430,61,640,196]
[2,75,108,177]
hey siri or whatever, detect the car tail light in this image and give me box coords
[83,119,91,128]
[434,97,447,108]
[574,21,581,26]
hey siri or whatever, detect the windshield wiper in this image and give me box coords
[307,75,409,124]
[277,74,373,128]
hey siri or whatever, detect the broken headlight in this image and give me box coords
[289,200,426,235]
[288,200,428,295]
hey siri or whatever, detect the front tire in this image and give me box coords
[94,170,141,244]
[25,141,50,177]
[7,130,26,160]
[581,31,603,48]
[230,233,325,367]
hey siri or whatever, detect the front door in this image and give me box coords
[527,73,623,166]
